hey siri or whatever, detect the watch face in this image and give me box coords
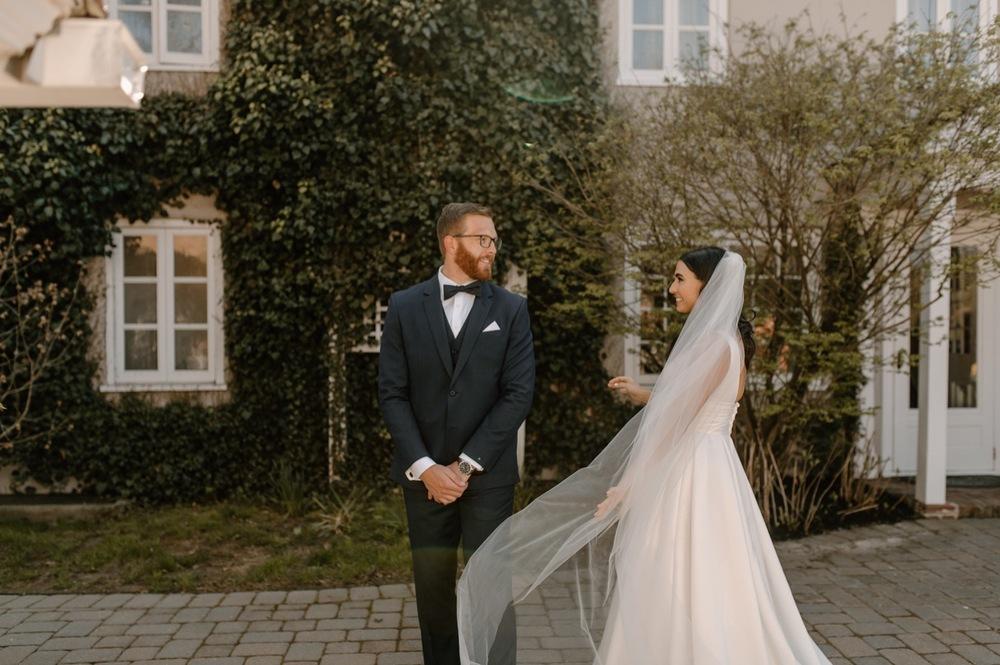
[459,461,473,475]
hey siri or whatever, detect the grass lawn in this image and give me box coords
[0,490,414,594]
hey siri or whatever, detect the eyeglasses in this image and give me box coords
[450,234,502,251]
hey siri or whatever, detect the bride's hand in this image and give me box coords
[607,376,651,406]
[594,486,625,519]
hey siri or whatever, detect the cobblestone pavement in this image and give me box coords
[0,518,998,665]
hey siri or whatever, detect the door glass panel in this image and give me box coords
[949,247,977,408]
[907,248,978,408]
[639,280,669,375]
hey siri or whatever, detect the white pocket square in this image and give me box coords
[483,321,501,333]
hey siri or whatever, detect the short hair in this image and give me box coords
[436,202,493,255]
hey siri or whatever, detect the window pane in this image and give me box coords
[952,0,979,31]
[124,283,157,324]
[124,235,156,276]
[125,330,157,370]
[167,9,203,54]
[169,0,202,5]
[175,330,209,370]
[633,30,664,70]
[908,0,936,30]
[679,30,709,70]
[633,0,663,25]
[120,10,153,53]
[949,247,977,408]
[120,0,151,5]
[174,235,208,276]
[680,0,709,26]
[175,283,208,324]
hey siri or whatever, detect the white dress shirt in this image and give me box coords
[405,267,485,481]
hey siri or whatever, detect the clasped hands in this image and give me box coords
[422,461,470,505]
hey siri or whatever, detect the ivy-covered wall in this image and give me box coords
[0,0,629,502]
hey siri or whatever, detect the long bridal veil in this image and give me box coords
[457,251,754,664]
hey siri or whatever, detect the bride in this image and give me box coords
[457,248,832,665]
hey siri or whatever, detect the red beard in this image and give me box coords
[456,241,493,281]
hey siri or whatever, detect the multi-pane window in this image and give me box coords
[903,0,982,30]
[620,0,726,85]
[109,0,219,70]
[107,221,224,388]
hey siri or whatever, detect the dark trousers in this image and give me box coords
[403,484,517,665]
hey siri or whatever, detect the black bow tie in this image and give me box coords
[444,282,481,300]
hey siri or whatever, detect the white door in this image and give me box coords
[887,244,998,476]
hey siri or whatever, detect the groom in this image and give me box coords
[378,202,534,665]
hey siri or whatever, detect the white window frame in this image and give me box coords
[618,0,728,87]
[102,219,226,392]
[352,298,389,353]
[108,0,220,72]
[895,0,997,36]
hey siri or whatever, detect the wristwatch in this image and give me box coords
[458,460,475,477]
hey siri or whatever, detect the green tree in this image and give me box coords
[555,19,1000,534]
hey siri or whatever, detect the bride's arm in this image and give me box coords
[607,376,651,405]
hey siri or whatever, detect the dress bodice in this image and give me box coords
[691,400,739,435]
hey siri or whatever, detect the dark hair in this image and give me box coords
[678,246,756,370]
[436,202,493,255]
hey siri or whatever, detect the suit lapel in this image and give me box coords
[452,281,495,383]
[421,276,453,378]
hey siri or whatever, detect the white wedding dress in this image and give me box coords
[457,252,832,665]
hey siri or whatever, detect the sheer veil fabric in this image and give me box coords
[457,251,832,665]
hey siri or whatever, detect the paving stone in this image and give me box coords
[239,631,294,643]
[246,657,283,665]
[0,646,37,665]
[377,653,424,664]
[193,644,233,657]
[880,649,935,664]
[191,593,226,608]
[360,640,397,654]
[2,518,999,664]
[21,651,67,665]
[60,647,123,662]
[231,642,289,656]
[287,642,325,660]
[119,645,160,660]
[157,639,203,658]
[37,636,98,650]
[320,655,376,665]
[0,631,51,646]
[287,591,319,605]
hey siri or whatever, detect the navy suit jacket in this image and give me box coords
[377,274,535,489]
